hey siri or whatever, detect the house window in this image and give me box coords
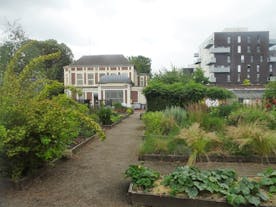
[260,56,263,63]
[105,90,124,104]
[241,55,244,63]
[227,36,231,44]
[65,74,69,85]
[237,73,241,82]
[257,65,260,72]
[237,65,241,73]
[99,73,105,79]
[247,46,251,53]
[237,35,241,43]
[247,65,251,73]
[87,73,94,85]
[247,36,251,44]
[227,56,231,63]
[237,45,241,53]
[140,76,145,87]
[251,56,254,63]
[257,46,260,53]
[269,64,273,72]
[77,73,83,85]
[227,74,231,82]
[256,74,260,82]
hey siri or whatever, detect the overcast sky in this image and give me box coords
[0,0,276,72]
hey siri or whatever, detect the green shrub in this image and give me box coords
[139,136,169,155]
[258,168,276,193]
[98,107,112,125]
[227,106,271,127]
[125,165,160,190]
[167,138,190,155]
[126,108,134,115]
[163,106,188,127]
[201,114,225,132]
[209,102,241,118]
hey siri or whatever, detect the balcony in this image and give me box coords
[209,76,216,83]
[194,58,201,64]
[206,56,216,65]
[194,53,199,57]
[270,76,276,81]
[269,39,276,47]
[269,56,276,62]
[210,47,230,53]
[209,66,230,73]
[203,38,214,49]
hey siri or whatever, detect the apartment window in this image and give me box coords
[140,76,145,87]
[237,35,241,43]
[227,74,231,82]
[247,65,251,73]
[237,65,241,73]
[227,56,231,63]
[247,36,251,44]
[257,65,260,72]
[251,56,254,63]
[237,73,241,82]
[237,45,241,53]
[247,74,250,79]
[87,73,94,85]
[257,35,261,44]
[260,56,263,63]
[257,46,260,53]
[227,36,231,44]
[247,46,251,53]
[256,74,260,82]
[241,55,245,63]
[76,73,83,85]
[269,64,273,72]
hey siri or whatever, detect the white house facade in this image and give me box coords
[64,54,148,108]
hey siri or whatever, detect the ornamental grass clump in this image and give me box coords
[178,123,221,166]
[163,106,188,127]
[225,123,276,158]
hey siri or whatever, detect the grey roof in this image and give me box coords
[99,75,132,84]
[71,55,131,66]
[230,89,264,99]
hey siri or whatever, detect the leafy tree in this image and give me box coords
[192,68,209,84]
[128,55,151,74]
[153,68,192,84]
[0,21,73,83]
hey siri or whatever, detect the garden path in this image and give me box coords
[0,112,144,207]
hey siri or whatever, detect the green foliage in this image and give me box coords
[125,165,160,190]
[200,114,225,132]
[206,87,233,100]
[126,108,134,115]
[243,79,251,86]
[163,106,188,127]
[209,102,241,118]
[162,166,237,197]
[192,68,209,84]
[139,136,170,155]
[225,124,276,157]
[0,41,104,181]
[98,107,112,125]
[227,106,276,129]
[178,123,221,166]
[110,112,121,123]
[264,81,276,99]
[128,55,151,74]
[258,168,276,193]
[226,177,268,207]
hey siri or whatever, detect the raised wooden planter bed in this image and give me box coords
[138,154,276,164]
[127,183,275,207]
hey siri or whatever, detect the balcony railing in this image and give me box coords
[194,58,201,64]
[210,47,230,53]
[270,76,276,81]
[203,38,214,49]
[206,56,216,65]
[269,56,276,62]
[209,66,230,73]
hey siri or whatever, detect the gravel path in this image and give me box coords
[1,112,143,207]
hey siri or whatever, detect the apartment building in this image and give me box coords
[64,54,148,107]
[195,28,276,85]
